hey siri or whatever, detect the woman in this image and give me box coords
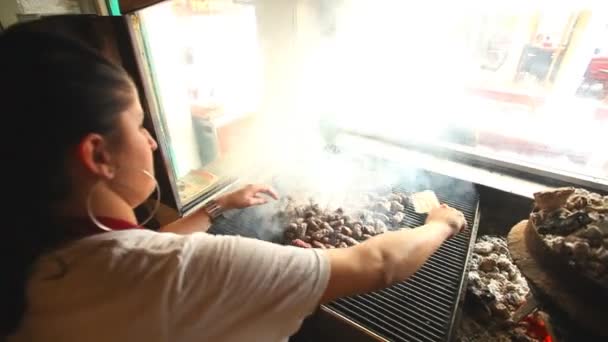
[0,23,466,342]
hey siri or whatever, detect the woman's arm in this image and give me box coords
[161,204,464,338]
[159,184,279,235]
[158,206,213,234]
[320,204,465,303]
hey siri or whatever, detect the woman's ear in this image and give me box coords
[77,133,116,179]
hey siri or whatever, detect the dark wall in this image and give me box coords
[476,185,534,236]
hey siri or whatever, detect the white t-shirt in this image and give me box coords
[8,230,330,342]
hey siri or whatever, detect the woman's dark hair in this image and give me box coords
[0,21,135,336]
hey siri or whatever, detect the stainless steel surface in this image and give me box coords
[320,306,389,342]
[322,189,479,342]
[337,129,608,193]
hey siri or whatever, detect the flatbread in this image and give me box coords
[411,190,440,214]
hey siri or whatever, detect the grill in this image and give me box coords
[209,169,480,342]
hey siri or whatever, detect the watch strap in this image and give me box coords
[203,199,224,222]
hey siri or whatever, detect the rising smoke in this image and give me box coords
[217,0,482,240]
[223,119,476,241]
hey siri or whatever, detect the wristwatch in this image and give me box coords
[202,199,225,222]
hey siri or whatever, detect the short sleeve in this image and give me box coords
[169,233,330,340]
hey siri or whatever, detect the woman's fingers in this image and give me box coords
[249,197,269,205]
[248,184,279,200]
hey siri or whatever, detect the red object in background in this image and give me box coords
[468,84,608,121]
[596,106,608,120]
[292,239,312,248]
[468,85,608,127]
[585,57,608,82]
[467,87,545,109]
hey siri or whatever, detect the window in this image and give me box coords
[137,0,607,210]
[138,0,263,206]
[314,2,608,186]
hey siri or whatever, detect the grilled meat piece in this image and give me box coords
[281,191,411,248]
[340,226,353,236]
[536,211,592,235]
[337,233,360,246]
[295,223,308,240]
[342,215,351,225]
[374,212,390,222]
[391,212,405,226]
[390,200,405,213]
[351,224,363,239]
[329,219,344,228]
[312,228,333,241]
[312,241,326,249]
[292,239,311,248]
[284,230,296,241]
[306,219,319,231]
[361,225,375,235]
[374,201,391,214]
[374,219,388,234]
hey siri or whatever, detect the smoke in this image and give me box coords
[223,122,476,241]
[218,1,483,241]
[214,0,596,239]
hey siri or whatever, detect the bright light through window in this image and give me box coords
[139,0,262,205]
[315,1,608,183]
[139,0,607,208]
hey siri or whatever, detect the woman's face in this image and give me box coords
[107,90,158,208]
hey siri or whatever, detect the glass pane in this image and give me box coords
[139,0,263,206]
[315,2,608,183]
[139,0,608,204]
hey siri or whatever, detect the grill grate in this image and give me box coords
[209,176,479,342]
[323,190,479,342]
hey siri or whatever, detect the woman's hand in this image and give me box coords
[425,204,467,237]
[216,184,279,210]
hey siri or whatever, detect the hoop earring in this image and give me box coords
[86,169,161,231]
